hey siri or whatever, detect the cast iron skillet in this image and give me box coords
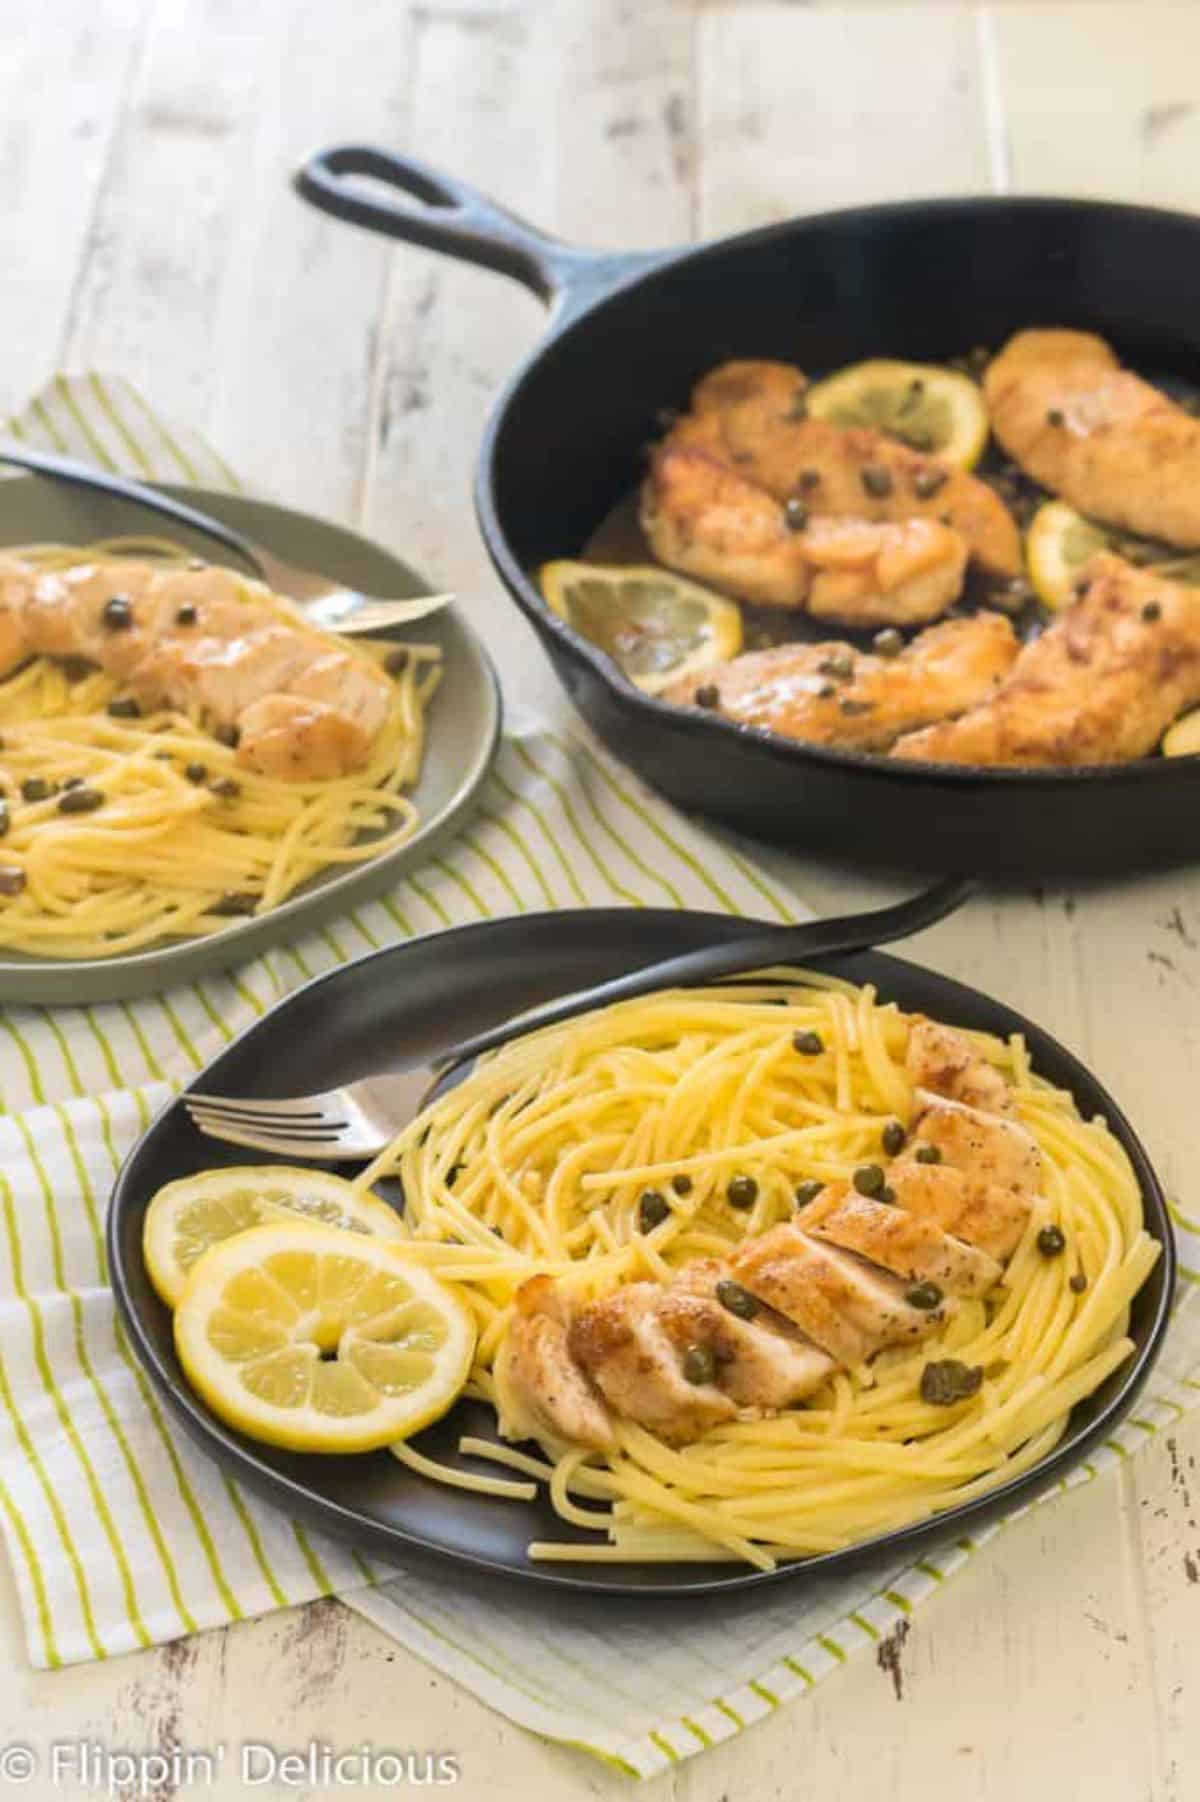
[294,147,1200,879]
[109,909,1174,1598]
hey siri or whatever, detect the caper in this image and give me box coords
[101,594,133,629]
[726,1174,758,1210]
[852,1163,886,1198]
[905,1280,944,1311]
[175,603,198,626]
[783,497,809,532]
[793,1029,823,1055]
[1069,1271,1088,1293]
[20,778,52,802]
[184,762,208,784]
[716,1279,759,1321]
[920,1359,983,1406]
[913,468,948,500]
[794,1178,824,1208]
[915,1143,943,1165]
[694,683,720,709]
[682,1343,717,1386]
[860,465,893,498]
[1037,1224,1066,1257]
[214,723,241,749]
[209,892,257,916]
[57,786,104,815]
[1046,407,1065,427]
[671,1173,693,1197]
[106,696,140,719]
[638,1189,670,1232]
[873,627,903,658]
[797,468,821,491]
[0,866,26,896]
[1142,601,1162,623]
[881,1120,906,1157]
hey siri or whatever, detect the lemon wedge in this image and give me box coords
[1163,710,1200,757]
[143,1165,405,1309]
[806,358,990,469]
[173,1222,476,1453]
[539,561,742,695]
[1025,502,1111,610]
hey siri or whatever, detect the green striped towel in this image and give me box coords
[1,375,1197,1781]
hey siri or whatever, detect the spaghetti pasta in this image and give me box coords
[0,539,441,958]
[358,971,1159,1567]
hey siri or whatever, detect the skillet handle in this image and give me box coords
[293,143,666,312]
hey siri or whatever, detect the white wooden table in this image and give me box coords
[2,3,1198,1797]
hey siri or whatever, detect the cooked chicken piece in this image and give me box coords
[798,1185,1001,1296]
[894,553,1200,767]
[984,329,1200,547]
[668,1260,836,1406]
[906,1019,1016,1118]
[887,1160,1031,1266]
[641,447,969,623]
[728,1223,952,1366]
[665,359,1022,577]
[570,1282,737,1444]
[661,612,1018,752]
[0,555,393,780]
[498,1277,615,1451]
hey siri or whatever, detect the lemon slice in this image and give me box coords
[173,1222,476,1453]
[1025,501,1111,610]
[1163,710,1200,757]
[143,1165,405,1309]
[806,358,990,469]
[538,561,742,695]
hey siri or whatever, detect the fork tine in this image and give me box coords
[186,1111,351,1161]
[186,1107,346,1140]
[187,1089,335,1122]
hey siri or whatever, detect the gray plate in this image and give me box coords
[0,477,501,1005]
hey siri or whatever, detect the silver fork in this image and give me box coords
[0,441,453,634]
[184,878,972,1160]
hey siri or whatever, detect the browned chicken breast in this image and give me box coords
[893,554,1200,766]
[906,1019,1017,1118]
[668,1260,836,1407]
[569,1283,738,1444]
[662,612,1019,752]
[985,329,1200,547]
[798,1186,1001,1296]
[0,556,392,781]
[728,1225,953,1367]
[641,447,969,623]
[499,1276,615,1451]
[665,359,1022,577]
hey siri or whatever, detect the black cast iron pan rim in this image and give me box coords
[468,189,1200,791]
[107,907,1176,1598]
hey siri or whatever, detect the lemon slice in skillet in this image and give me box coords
[143,1165,404,1308]
[1163,710,1200,758]
[806,359,989,468]
[173,1221,476,1453]
[539,561,742,695]
[1026,501,1200,611]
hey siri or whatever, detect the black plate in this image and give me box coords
[109,909,1175,1597]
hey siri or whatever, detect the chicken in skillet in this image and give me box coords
[984,329,1200,548]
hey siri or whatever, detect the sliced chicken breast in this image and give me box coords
[668,1260,836,1406]
[665,359,1022,577]
[641,447,969,623]
[499,1276,615,1451]
[893,553,1200,767]
[984,329,1200,547]
[662,612,1018,751]
[728,1223,953,1366]
[907,1019,1017,1117]
[569,1283,738,1445]
[799,1185,1001,1296]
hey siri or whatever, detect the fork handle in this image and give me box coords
[438,877,973,1071]
[0,441,265,576]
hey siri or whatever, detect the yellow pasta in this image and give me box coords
[0,538,441,958]
[359,971,1159,1567]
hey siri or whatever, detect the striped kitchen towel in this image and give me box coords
[0,373,1198,1781]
